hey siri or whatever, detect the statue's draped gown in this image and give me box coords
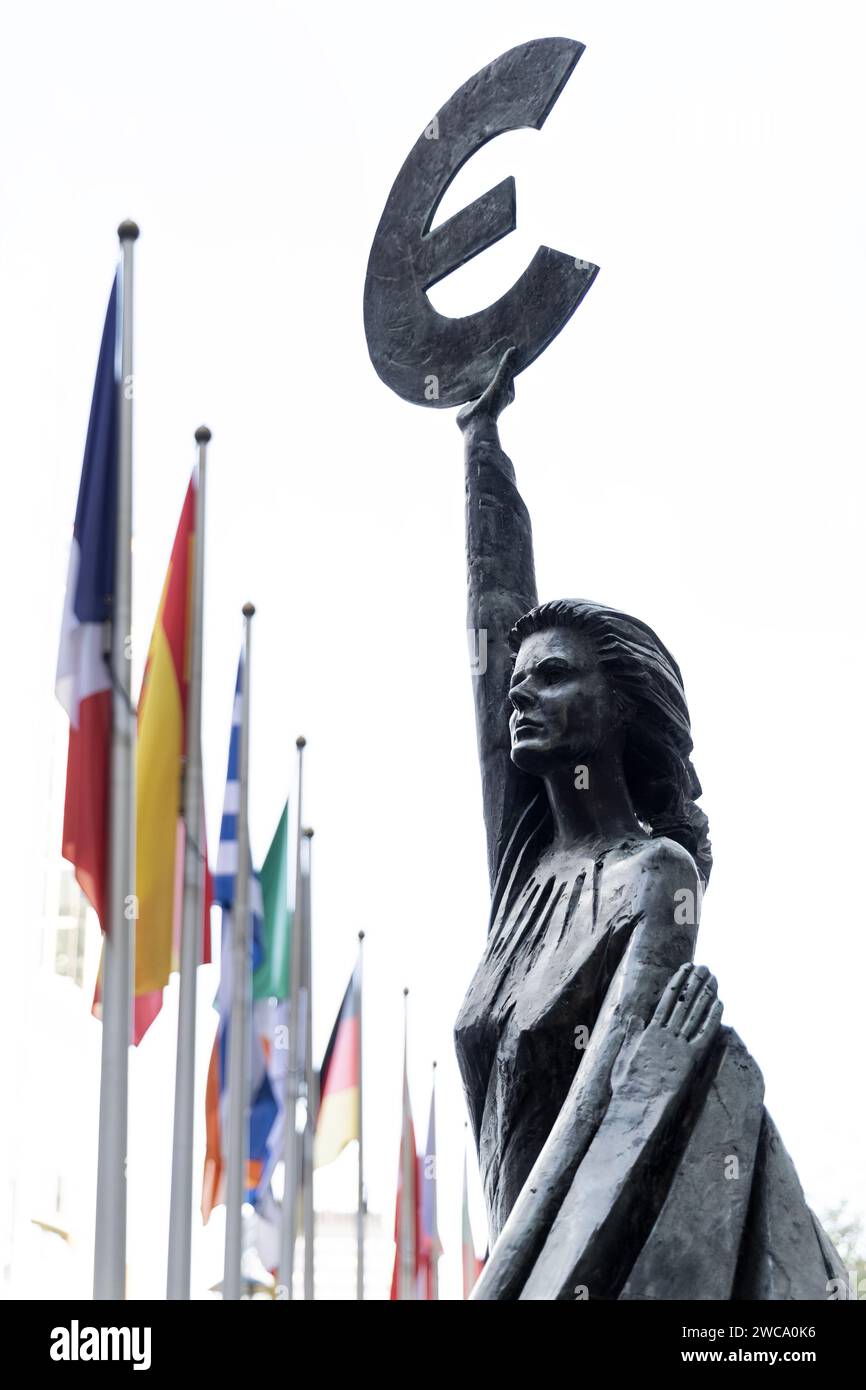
[453,426,848,1300]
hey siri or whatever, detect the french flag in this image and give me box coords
[55,277,119,932]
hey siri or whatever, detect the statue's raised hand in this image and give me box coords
[457,346,518,433]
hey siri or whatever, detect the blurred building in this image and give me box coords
[1,862,103,1299]
[239,1207,392,1301]
[293,1210,392,1301]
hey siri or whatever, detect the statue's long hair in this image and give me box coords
[510,599,712,884]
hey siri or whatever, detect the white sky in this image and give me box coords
[1,0,864,1300]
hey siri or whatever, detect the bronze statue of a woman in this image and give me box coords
[363,35,849,1301]
[453,350,846,1301]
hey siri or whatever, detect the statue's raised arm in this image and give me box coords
[457,349,539,890]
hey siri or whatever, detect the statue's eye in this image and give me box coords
[538,660,571,683]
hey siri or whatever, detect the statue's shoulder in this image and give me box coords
[601,836,700,951]
[618,835,700,903]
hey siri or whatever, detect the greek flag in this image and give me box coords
[215,655,263,942]
[213,652,276,1205]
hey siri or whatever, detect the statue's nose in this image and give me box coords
[510,681,535,713]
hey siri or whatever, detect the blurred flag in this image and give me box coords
[461,1147,484,1299]
[55,277,119,930]
[92,479,212,1043]
[254,801,291,1000]
[202,654,272,1222]
[389,1010,420,1300]
[418,1071,442,1299]
[252,803,293,1198]
[253,1185,282,1278]
[134,478,194,995]
[314,961,361,1168]
[135,477,214,1039]
[201,1029,223,1224]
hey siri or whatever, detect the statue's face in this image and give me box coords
[509,626,619,775]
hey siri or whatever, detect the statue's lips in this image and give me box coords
[513,719,544,738]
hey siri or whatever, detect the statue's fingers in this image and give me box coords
[694,996,724,1043]
[488,345,518,404]
[681,975,720,1041]
[456,346,517,428]
[666,963,710,1034]
[654,962,693,1027]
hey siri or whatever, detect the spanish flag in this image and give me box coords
[134,478,196,996]
[93,476,211,1043]
[314,962,361,1168]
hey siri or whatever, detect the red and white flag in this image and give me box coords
[390,1006,419,1300]
[462,1146,485,1299]
[418,1071,442,1299]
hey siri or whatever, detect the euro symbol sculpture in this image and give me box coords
[363,37,599,407]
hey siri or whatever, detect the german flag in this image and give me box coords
[314,963,361,1167]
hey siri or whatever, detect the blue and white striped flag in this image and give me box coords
[214,650,276,1206]
[215,655,263,935]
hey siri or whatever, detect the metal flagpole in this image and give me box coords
[462,1123,472,1299]
[356,930,365,1301]
[301,827,315,1300]
[429,1060,439,1301]
[278,736,305,1298]
[399,986,415,1300]
[93,219,138,1301]
[166,425,210,1299]
[223,602,255,1300]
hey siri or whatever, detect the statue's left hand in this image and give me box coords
[611,962,722,1095]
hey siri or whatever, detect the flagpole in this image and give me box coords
[93,219,138,1301]
[356,930,365,1301]
[399,986,415,1300]
[301,826,315,1300]
[166,425,210,1300]
[462,1124,471,1300]
[429,1060,439,1301]
[279,735,305,1298]
[223,601,255,1300]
